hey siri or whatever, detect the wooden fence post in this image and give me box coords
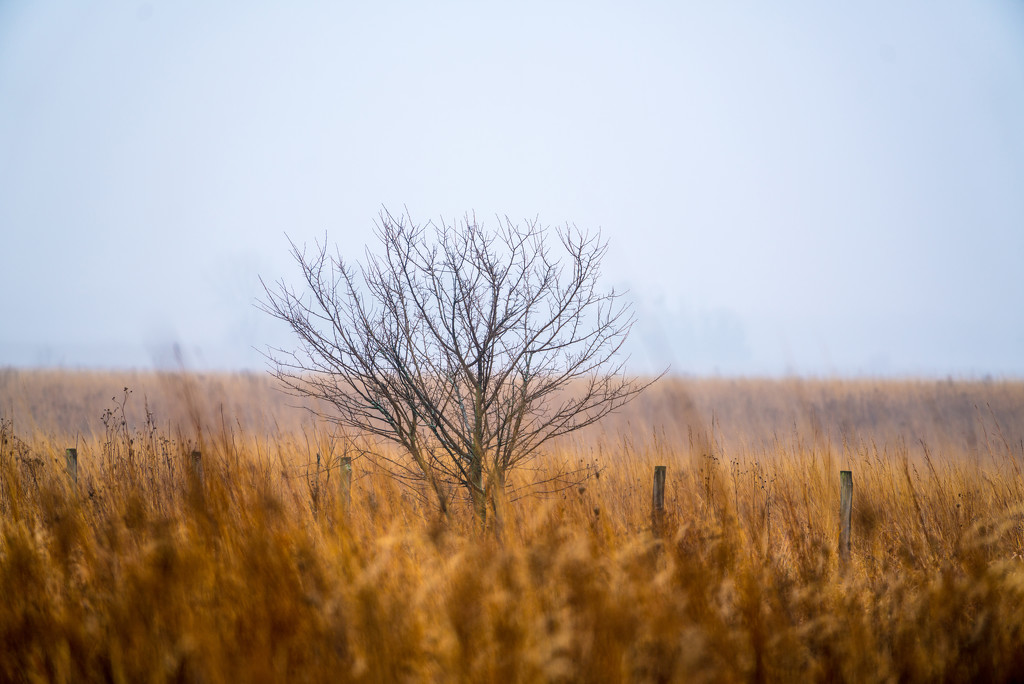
[652,465,666,533]
[839,470,853,567]
[65,448,78,485]
[340,456,352,509]
[191,450,204,483]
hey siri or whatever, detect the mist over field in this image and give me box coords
[1,1,1023,377]
[2,4,1024,679]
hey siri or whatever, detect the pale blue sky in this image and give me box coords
[1,1,1022,376]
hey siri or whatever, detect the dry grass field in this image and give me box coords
[2,369,1023,682]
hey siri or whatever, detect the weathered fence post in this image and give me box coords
[311,452,322,518]
[191,450,204,484]
[340,456,352,510]
[839,469,853,567]
[65,448,78,485]
[652,465,666,534]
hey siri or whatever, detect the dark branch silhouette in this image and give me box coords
[260,209,658,520]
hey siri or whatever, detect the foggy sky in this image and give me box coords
[1,1,1022,377]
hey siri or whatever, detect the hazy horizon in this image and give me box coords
[2,2,1022,379]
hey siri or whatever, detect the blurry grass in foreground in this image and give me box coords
[1,371,1023,682]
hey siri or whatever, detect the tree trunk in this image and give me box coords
[490,469,507,538]
[469,458,486,523]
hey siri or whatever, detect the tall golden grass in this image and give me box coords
[1,369,1023,682]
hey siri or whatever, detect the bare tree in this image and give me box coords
[260,209,655,521]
